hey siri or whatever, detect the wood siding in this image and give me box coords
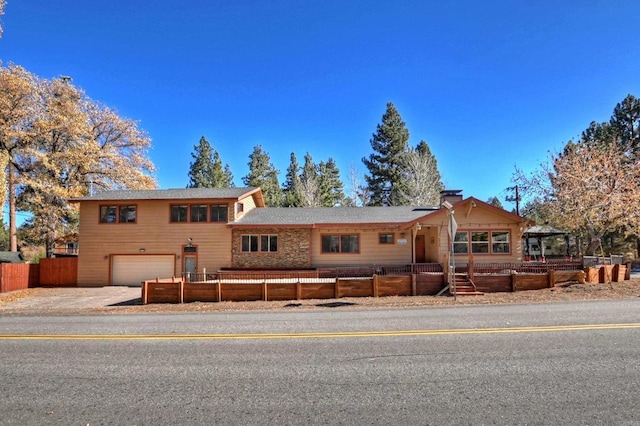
[78,199,234,286]
[310,228,413,267]
[418,202,524,265]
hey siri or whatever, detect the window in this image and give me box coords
[119,205,136,223]
[210,204,228,222]
[170,205,188,222]
[100,205,136,224]
[321,234,360,253]
[190,205,208,222]
[492,231,510,253]
[236,203,244,214]
[471,231,489,253]
[171,203,230,223]
[453,232,469,254]
[100,206,117,223]
[260,235,278,252]
[453,230,511,255]
[242,235,258,252]
[379,233,394,244]
[241,234,277,252]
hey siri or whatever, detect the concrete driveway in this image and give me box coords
[0,286,142,313]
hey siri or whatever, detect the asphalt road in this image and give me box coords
[1,300,639,425]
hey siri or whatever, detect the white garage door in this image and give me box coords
[111,255,175,286]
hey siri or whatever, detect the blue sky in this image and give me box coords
[2,1,639,211]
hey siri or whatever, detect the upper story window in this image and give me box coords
[210,204,228,222]
[100,205,136,224]
[119,206,137,223]
[190,205,208,222]
[170,203,229,223]
[170,205,188,223]
[321,234,360,254]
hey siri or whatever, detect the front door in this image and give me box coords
[184,255,197,280]
[415,235,426,263]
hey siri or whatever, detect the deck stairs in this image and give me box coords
[451,273,484,296]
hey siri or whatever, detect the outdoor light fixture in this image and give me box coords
[187,237,193,247]
[139,248,145,253]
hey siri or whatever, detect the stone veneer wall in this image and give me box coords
[232,228,311,269]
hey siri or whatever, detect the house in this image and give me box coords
[70,188,529,287]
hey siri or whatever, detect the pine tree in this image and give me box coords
[317,158,345,207]
[223,164,235,188]
[362,102,410,206]
[282,152,304,207]
[487,196,504,209]
[242,145,282,206]
[187,136,233,188]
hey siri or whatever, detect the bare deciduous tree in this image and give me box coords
[514,142,640,255]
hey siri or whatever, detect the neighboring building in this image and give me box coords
[70,187,529,287]
[52,233,79,257]
[0,251,24,264]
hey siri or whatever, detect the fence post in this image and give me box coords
[411,273,416,296]
[373,274,379,297]
[548,270,554,288]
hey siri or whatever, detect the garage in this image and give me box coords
[111,255,175,286]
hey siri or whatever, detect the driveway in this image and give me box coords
[0,286,141,314]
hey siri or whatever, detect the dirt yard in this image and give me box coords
[1,278,638,315]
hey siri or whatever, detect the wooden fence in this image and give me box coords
[0,257,78,293]
[39,257,78,286]
[143,274,434,304]
[0,264,39,293]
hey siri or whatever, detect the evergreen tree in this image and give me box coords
[300,152,320,207]
[317,158,345,207]
[396,140,443,205]
[362,102,410,205]
[487,196,504,209]
[242,145,282,206]
[282,152,305,207]
[610,94,640,157]
[223,164,235,188]
[187,136,233,188]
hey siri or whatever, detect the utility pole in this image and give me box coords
[505,185,520,216]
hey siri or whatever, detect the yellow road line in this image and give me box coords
[1,323,639,340]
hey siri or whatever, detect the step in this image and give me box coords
[454,291,484,296]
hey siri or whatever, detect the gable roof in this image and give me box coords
[232,206,440,228]
[427,196,528,224]
[70,187,263,203]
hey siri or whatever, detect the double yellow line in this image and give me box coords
[1,323,639,340]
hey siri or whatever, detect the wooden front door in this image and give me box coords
[415,235,426,263]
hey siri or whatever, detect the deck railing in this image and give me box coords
[183,263,444,282]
